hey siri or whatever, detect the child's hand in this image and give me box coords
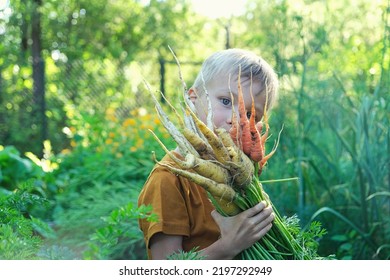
[211,201,274,257]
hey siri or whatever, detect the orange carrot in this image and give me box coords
[255,121,263,135]
[258,124,283,175]
[248,92,263,162]
[237,73,251,155]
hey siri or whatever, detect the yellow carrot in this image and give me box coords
[149,129,230,184]
[216,127,254,188]
[237,73,251,155]
[157,161,237,202]
[186,108,231,164]
[181,127,216,161]
[208,193,241,216]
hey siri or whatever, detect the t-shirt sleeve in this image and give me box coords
[138,165,190,249]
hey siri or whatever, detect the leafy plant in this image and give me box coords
[0,146,44,190]
[0,180,52,259]
[85,203,157,260]
[167,247,206,260]
[38,106,174,259]
[36,245,79,260]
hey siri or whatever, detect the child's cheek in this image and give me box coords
[212,111,227,129]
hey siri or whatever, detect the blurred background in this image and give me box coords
[0,0,389,260]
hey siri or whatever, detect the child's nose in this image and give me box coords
[227,117,232,126]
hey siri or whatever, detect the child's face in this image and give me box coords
[190,73,267,132]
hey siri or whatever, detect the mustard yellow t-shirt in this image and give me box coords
[138,152,220,259]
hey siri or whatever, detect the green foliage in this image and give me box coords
[167,247,206,260]
[235,0,390,260]
[0,180,51,259]
[0,0,203,155]
[0,105,173,260]
[36,245,79,260]
[283,215,333,260]
[0,145,59,222]
[41,106,173,259]
[50,180,143,259]
[85,203,157,260]
[52,107,174,197]
[0,146,44,190]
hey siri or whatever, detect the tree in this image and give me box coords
[31,0,46,156]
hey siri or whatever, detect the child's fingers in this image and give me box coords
[258,206,274,221]
[248,211,274,240]
[244,201,267,217]
[256,211,275,229]
[255,223,273,240]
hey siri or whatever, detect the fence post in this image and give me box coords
[32,0,47,157]
[32,59,47,156]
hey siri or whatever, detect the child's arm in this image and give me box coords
[149,201,274,260]
[149,233,183,259]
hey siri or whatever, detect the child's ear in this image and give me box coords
[188,88,198,104]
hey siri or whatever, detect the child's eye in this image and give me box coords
[220,98,231,106]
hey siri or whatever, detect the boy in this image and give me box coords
[138,48,278,260]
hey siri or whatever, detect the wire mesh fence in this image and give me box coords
[1,56,201,155]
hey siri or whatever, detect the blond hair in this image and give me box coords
[192,48,279,109]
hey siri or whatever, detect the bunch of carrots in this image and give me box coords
[146,64,318,259]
